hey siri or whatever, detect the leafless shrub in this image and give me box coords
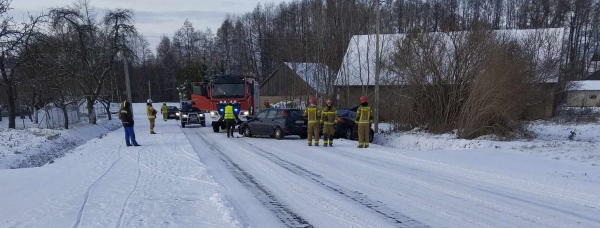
[391,29,564,138]
[457,40,530,139]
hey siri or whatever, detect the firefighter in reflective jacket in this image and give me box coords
[161,103,168,121]
[224,101,240,138]
[320,98,337,147]
[303,98,320,146]
[356,96,373,148]
[146,99,157,134]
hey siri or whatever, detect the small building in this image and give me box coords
[585,70,600,80]
[567,80,600,107]
[260,62,331,109]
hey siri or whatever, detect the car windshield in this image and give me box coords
[286,110,303,117]
[192,83,204,95]
[212,84,245,98]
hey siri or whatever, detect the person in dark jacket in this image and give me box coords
[119,101,140,147]
[224,101,241,138]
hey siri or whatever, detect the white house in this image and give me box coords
[567,80,600,107]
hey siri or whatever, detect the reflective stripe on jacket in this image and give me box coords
[224,105,235,119]
[321,106,337,125]
[147,106,156,119]
[303,106,320,124]
[356,106,373,124]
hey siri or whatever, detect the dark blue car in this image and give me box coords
[331,108,374,143]
[239,108,308,140]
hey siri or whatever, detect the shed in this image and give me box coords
[567,80,600,107]
[260,62,331,109]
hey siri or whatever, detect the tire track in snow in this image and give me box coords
[158,132,207,169]
[72,144,123,228]
[121,139,218,188]
[238,140,428,228]
[116,146,143,228]
[321,143,600,227]
[195,131,313,228]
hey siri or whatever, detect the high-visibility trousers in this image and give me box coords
[323,124,335,145]
[149,119,155,133]
[307,123,320,145]
[358,124,370,147]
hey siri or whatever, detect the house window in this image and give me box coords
[591,95,598,99]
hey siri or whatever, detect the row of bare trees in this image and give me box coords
[128,0,599,105]
[0,1,136,129]
[2,0,599,136]
[207,0,599,91]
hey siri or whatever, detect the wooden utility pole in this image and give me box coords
[374,0,381,132]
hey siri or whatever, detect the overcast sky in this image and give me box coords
[10,0,288,51]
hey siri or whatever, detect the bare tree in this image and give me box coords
[50,3,135,124]
[0,0,42,128]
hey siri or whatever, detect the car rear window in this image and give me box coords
[266,110,278,119]
[256,111,268,119]
[286,110,303,117]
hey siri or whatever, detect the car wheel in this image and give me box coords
[369,130,374,143]
[181,122,185,128]
[300,134,307,139]
[212,123,219,132]
[346,128,353,139]
[243,126,252,137]
[274,127,283,140]
[201,122,206,127]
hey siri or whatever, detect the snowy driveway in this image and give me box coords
[1,105,599,228]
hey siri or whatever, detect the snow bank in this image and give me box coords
[0,118,122,169]
[209,193,242,227]
[374,121,600,165]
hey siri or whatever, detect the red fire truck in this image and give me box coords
[190,74,259,132]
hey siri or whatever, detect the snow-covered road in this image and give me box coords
[185,127,600,228]
[0,105,240,228]
[1,103,599,228]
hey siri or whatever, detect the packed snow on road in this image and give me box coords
[1,103,599,228]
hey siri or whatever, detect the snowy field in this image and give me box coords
[375,120,600,165]
[0,117,122,169]
[0,103,599,227]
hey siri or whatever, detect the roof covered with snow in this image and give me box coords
[284,62,332,94]
[336,28,565,86]
[569,80,600,91]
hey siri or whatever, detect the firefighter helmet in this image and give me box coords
[360,96,367,103]
[147,99,153,104]
[309,98,317,105]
